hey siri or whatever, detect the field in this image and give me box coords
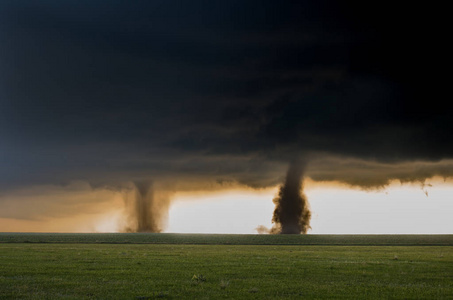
[1,234,452,299]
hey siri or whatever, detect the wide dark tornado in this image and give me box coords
[271,160,311,234]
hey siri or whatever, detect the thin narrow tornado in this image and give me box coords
[134,181,158,232]
[123,181,165,233]
[271,160,311,234]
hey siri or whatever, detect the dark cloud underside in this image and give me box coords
[0,1,451,190]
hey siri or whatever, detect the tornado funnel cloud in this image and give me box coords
[134,181,157,232]
[123,181,167,233]
[271,160,311,234]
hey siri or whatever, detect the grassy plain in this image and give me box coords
[0,234,452,299]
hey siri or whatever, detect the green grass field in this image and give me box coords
[1,234,452,299]
[1,233,452,246]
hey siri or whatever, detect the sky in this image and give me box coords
[0,1,451,234]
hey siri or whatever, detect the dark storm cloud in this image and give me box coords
[0,1,451,192]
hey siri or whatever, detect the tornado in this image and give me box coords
[123,181,167,233]
[271,160,311,234]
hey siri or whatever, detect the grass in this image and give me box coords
[0,234,452,299]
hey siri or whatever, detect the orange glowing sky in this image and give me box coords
[1,177,451,234]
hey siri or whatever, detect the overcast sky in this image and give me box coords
[1,1,451,195]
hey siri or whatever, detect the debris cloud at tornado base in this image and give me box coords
[270,160,311,234]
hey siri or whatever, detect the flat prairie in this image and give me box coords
[0,234,452,299]
[1,232,452,245]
